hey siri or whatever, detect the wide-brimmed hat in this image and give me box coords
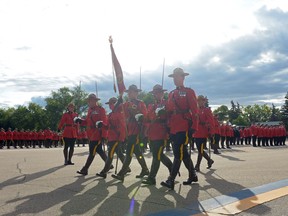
[149,84,167,94]
[168,67,189,78]
[88,93,100,101]
[105,97,117,104]
[67,102,75,107]
[197,95,208,101]
[125,84,142,93]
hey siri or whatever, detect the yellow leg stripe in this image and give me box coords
[201,142,204,154]
[180,143,184,160]
[110,142,118,159]
[130,144,135,157]
[92,140,101,156]
[157,145,163,161]
[185,131,189,145]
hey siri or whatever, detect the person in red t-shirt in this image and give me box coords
[161,68,199,190]
[142,84,172,185]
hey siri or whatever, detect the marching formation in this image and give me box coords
[0,67,287,191]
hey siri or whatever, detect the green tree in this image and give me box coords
[270,103,281,121]
[280,92,288,129]
[213,105,229,122]
[229,101,241,122]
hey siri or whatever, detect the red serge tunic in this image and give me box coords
[193,107,215,139]
[58,111,79,139]
[167,86,199,134]
[81,105,107,141]
[146,100,169,141]
[107,104,126,142]
[123,99,147,136]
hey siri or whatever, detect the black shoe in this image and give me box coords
[136,169,149,178]
[67,161,74,165]
[142,178,156,185]
[183,175,198,185]
[227,146,231,149]
[195,164,200,172]
[109,165,114,170]
[207,159,214,169]
[161,178,174,190]
[96,172,107,179]
[214,150,221,155]
[64,161,69,166]
[124,167,132,175]
[77,170,88,176]
[111,174,124,182]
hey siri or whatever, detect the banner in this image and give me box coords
[110,42,126,95]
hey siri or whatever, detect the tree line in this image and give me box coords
[0,87,287,131]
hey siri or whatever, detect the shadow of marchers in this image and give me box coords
[95,180,142,216]
[0,165,64,190]
[3,176,93,216]
[60,178,109,216]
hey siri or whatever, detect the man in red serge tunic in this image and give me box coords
[193,95,215,172]
[161,68,199,190]
[142,84,172,186]
[76,93,108,176]
[112,84,150,182]
[96,97,128,178]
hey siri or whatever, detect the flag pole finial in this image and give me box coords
[109,36,113,44]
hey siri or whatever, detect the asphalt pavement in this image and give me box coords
[0,142,287,216]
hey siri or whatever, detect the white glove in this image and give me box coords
[155,107,165,116]
[135,113,144,122]
[96,121,103,128]
[73,117,82,123]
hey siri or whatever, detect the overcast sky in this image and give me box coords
[0,0,287,110]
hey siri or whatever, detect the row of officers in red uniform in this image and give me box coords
[0,127,89,149]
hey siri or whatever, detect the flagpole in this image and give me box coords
[95,81,98,96]
[161,58,165,88]
[139,66,142,90]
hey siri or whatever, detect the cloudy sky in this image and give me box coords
[0,0,287,110]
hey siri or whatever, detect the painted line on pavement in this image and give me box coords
[147,178,288,216]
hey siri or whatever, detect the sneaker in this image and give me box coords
[111,174,124,182]
[142,178,156,185]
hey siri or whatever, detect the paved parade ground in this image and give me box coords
[1,143,288,216]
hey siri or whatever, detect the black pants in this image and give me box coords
[63,137,76,163]
[148,140,172,179]
[118,135,148,176]
[101,141,125,173]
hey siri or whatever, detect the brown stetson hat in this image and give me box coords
[168,67,189,78]
[197,95,208,101]
[105,97,117,104]
[125,84,142,93]
[149,84,167,94]
[88,93,100,101]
